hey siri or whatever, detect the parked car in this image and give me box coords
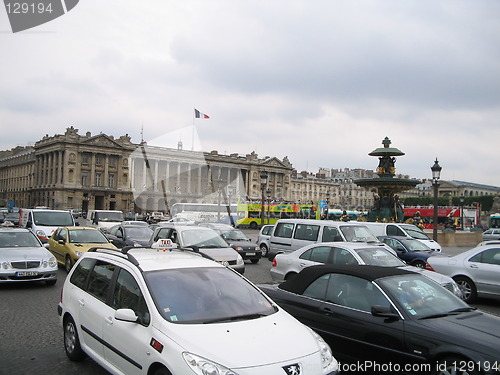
[0,228,57,285]
[121,220,149,226]
[378,235,439,268]
[270,242,462,297]
[199,223,262,263]
[482,228,500,241]
[426,244,500,303]
[257,224,274,257]
[105,224,153,248]
[4,212,20,226]
[48,226,117,272]
[165,217,196,225]
[149,224,245,273]
[58,244,339,375]
[260,264,500,374]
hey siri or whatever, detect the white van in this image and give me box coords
[86,210,124,231]
[267,218,392,260]
[362,222,442,252]
[19,208,75,243]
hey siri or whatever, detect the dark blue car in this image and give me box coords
[378,235,439,268]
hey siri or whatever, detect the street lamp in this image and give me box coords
[460,195,465,230]
[260,171,268,228]
[266,187,272,225]
[431,158,442,241]
[227,185,236,226]
[325,191,331,220]
[215,179,224,222]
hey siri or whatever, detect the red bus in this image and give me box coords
[403,207,460,229]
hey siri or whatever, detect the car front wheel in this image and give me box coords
[453,276,477,303]
[64,316,85,361]
[260,244,268,257]
[65,255,73,273]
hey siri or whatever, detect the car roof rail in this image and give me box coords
[88,246,140,266]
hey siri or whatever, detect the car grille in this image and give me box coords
[10,261,41,269]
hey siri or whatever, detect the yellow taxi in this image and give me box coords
[48,226,117,272]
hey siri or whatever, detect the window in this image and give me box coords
[387,225,405,236]
[70,258,94,289]
[108,173,115,188]
[112,268,150,325]
[109,156,117,167]
[469,248,500,265]
[300,246,331,264]
[95,154,102,166]
[81,172,88,186]
[331,247,357,265]
[82,153,89,164]
[322,226,342,242]
[274,223,294,239]
[95,173,102,187]
[87,261,116,302]
[294,224,319,241]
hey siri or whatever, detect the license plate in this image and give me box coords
[246,252,256,256]
[16,271,38,277]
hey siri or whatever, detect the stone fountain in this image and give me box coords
[355,137,419,222]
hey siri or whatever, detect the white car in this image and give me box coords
[0,228,57,285]
[270,242,462,298]
[58,242,339,375]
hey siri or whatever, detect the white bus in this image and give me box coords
[171,203,238,224]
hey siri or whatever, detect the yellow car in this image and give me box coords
[48,226,117,272]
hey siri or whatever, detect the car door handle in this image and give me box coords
[105,316,113,325]
[319,305,334,315]
[299,263,307,267]
[78,299,85,307]
[469,264,479,268]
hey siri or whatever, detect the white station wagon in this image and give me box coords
[58,241,339,375]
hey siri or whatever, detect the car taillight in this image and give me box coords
[425,261,435,271]
[272,258,277,267]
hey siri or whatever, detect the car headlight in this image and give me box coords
[236,254,244,266]
[183,352,239,375]
[254,246,260,251]
[234,246,243,251]
[310,329,336,370]
[48,257,57,268]
[36,229,48,240]
[2,261,10,270]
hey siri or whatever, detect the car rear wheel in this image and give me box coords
[285,272,297,281]
[65,255,73,273]
[413,260,426,268]
[64,316,85,361]
[249,221,258,229]
[454,276,477,303]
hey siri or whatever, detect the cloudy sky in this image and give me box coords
[2,0,500,186]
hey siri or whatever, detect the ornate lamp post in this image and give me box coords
[227,185,236,226]
[215,179,224,222]
[460,195,465,230]
[266,187,272,225]
[260,171,268,228]
[431,158,442,241]
[325,191,331,220]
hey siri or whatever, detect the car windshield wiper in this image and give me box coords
[419,307,477,320]
[203,313,268,324]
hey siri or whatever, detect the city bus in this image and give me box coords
[489,213,500,228]
[170,202,238,224]
[325,209,366,221]
[236,203,319,229]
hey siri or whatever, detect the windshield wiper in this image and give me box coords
[419,307,477,320]
[203,313,267,324]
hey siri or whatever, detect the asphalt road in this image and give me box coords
[0,230,498,375]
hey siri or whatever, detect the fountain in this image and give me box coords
[355,137,419,222]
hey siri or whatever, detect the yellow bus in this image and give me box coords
[236,203,319,229]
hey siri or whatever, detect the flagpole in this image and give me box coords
[192,108,195,151]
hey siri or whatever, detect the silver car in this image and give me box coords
[426,244,500,303]
[270,242,462,297]
[257,224,274,257]
[149,224,245,273]
[0,228,58,285]
[482,228,500,241]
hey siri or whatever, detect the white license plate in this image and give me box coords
[246,252,256,256]
[16,271,39,277]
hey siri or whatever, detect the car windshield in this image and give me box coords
[124,226,153,240]
[0,231,41,248]
[69,229,109,244]
[400,239,431,251]
[222,229,249,241]
[340,225,379,242]
[379,274,469,319]
[401,225,431,240]
[145,267,276,324]
[95,212,124,222]
[181,230,229,248]
[355,247,405,267]
[33,211,74,226]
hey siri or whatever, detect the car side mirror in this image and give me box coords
[371,305,399,320]
[75,222,80,226]
[396,246,406,252]
[115,308,138,323]
[58,239,65,245]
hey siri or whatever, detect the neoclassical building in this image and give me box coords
[0,127,296,213]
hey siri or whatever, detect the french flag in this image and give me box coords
[194,109,210,119]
